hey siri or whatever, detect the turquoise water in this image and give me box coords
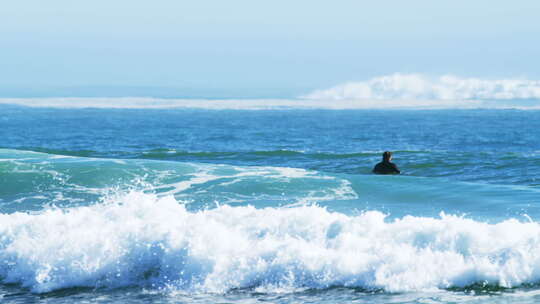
[1,106,540,303]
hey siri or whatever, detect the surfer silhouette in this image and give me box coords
[372,151,400,175]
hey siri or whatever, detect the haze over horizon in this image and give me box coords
[1,1,540,99]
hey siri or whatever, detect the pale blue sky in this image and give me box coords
[1,0,539,97]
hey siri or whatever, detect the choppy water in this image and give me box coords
[1,105,540,303]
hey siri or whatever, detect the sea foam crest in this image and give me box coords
[303,74,540,101]
[1,191,540,293]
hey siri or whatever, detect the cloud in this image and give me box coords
[302,74,540,100]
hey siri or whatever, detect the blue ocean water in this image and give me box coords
[1,105,540,303]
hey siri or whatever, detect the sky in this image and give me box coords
[1,0,540,98]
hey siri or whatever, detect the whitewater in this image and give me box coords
[3,190,540,294]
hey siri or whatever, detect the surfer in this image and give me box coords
[372,151,400,175]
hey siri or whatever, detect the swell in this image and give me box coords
[4,147,498,162]
[1,148,539,219]
[9,147,381,159]
[0,148,360,214]
[5,147,538,188]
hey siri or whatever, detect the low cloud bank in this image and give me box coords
[302,74,540,101]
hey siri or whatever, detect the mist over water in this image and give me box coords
[1,106,540,303]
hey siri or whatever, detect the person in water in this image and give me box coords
[372,151,400,174]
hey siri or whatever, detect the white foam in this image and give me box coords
[2,192,540,294]
[0,89,538,111]
[156,165,326,196]
[303,74,540,102]
[0,97,320,110]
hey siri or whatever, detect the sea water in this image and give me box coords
[1,105,540,303]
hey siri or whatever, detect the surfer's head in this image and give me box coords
[382,151,392,162]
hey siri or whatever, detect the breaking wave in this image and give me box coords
[2,191,540,294]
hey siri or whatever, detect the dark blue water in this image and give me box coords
[1,105,540,303]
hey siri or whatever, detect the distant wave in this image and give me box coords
[302,74,540,101]
[1,97,535,110]
[2,74,540,109]
[0,98,360,110]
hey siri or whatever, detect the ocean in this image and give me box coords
[1,102,540,303]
